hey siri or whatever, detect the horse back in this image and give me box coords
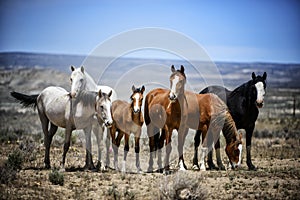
[37,86,70,128]
[200,85,231,103]
[144,88,169,126]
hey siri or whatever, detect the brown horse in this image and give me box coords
[184,91,243,170]
[144,65,188,173]
[110,85,145,173]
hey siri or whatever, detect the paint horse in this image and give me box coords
[183,91,243,170]
[144,65,189,173]
[70,66,117,169]
[195,72,267,170]
[110,85,145,173]
[11,87,113,171]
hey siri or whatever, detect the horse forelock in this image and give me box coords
[170,70,186,82]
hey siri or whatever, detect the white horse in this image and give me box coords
[70,66,117,168]
[11,87,113,171]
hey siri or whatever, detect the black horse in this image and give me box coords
[193,72,267,170]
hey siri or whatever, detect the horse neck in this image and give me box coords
[221,111,239,144]
[131,111,143,126]
[74,91,97,111]
[84,72,98,91]
[230,80,256,108]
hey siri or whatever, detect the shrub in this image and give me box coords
[7,149,24,170]
[160,171,208,200]
[49,169,64,186]
[0,164,17,184]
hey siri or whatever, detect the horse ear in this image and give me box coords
[132,85,136,92]
[180,65,185,73]
[263,72,267,80]
[71,65,75,71]
[80,66,85,74]
[98,89,102,98]
[141,85,145,93]
[252,72,256,80]
[171,65,175,72]
[108,90,113,97]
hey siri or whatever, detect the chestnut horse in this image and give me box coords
[144,65,188,173]
[184,91,243,170]
[110,85,145,173]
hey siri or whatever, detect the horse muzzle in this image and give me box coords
[256,101,264,108]
[104,120,113,128]
[169,93,177,102]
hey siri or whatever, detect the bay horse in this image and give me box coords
[11,87,113,171]
[70,66,117,169]
[184,91,243,170]
[195,72,267,170]
[110,85,145,173]
[144,65,189,173]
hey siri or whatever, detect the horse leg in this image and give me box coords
[214,136,225,170]
[246,126,256,170]
[157,128,165,173]
[134,130,142,173]
[105,127,111,168]
[83,126,95,170]
[94,124,104,170]
[61,127,72,172]
[113,129,123,171]
[164,127,172,174]
[200,126,208,171]
[177,127,188,170]
[122,132,130,173]
[192,130,201,170]
[207,130,217,170]
[38,110,52,169]
[147,125,155,172]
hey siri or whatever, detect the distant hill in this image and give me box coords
[1,52,300,89]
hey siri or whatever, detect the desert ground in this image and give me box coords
[0,66,300,199]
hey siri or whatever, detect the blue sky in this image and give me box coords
[0,0,299,63]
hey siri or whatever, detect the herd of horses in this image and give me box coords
[11,64,267,174]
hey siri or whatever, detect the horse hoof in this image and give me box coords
[192,164,200,171]
[45,164,51,169]
[178,160,187,171]
[200,164,206,171]
[248,165,257,171]
[59,168,65,173]
[164,169,171,175]
[208,163,218,170]
[218,165,226,171]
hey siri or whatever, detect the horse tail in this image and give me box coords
[10,91,38,110]
[144,93,151,126]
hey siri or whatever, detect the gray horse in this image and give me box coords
[11,86,113,171]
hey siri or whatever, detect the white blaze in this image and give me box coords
[132,93,141,112]
[170,75,179,96]
[255,82,265,103]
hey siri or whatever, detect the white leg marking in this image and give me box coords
[179,160,186,171]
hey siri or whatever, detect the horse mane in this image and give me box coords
[210,95,238,144]
[229,80,253,98]
[83,71,99,91]
[74,90,97,107]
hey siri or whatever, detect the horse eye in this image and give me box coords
[80,79,83,83]
[100,105,104,109]
[70,78,73,82]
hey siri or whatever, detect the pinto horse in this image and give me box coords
[110,85,145,173]
[11,87,113,170]
[144,65,188,173]
[195,72,267,170]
